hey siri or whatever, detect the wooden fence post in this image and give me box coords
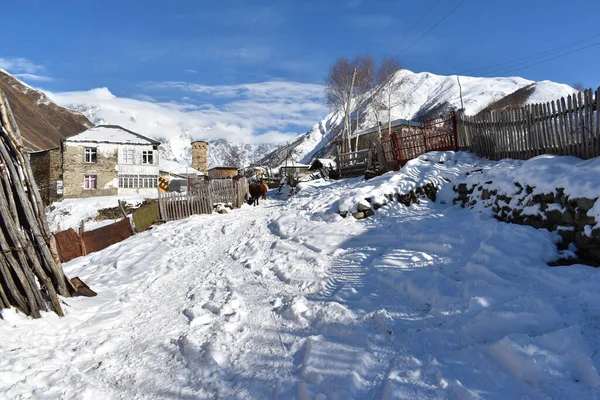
[451,111,459,151]
[78,221,87,256]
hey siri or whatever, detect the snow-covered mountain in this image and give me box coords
[0,69,92,151]
[257,69,578,167]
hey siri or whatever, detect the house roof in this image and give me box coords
[209,167,239,171]
[280,163,310,168]
[310,158,336,168]
[352,119,423,138]
[63,125,161,145]
[159,159,203,176]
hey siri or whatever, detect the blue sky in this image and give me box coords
[1,0,599,143]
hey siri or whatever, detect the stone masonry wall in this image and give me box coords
[453,178,599,264]
[29,148,63,205]
[62,144,118,198]
[191,141,208,174]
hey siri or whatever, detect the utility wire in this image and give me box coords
[383,0,444,58]
[396,0,468,57]
[459,32,600,75]
[493,41,600,76]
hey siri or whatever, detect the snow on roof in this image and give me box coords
[352,119,422,138]
[159,159,203,176]
[280,163,310,168]
[315,158,336,167]
[64,125,160,145]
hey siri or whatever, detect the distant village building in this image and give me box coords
[279,163,310,177]
[208,167,239,179]
[159,159,204,193]
[30,125,161,203]
[309,158,336,171]
[191,140,208,174]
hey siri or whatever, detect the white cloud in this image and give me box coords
[0,57,45,74]
[0,57,54,82]
[14,73,55,82]
[43,80,327,147]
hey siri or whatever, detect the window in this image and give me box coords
[84,175,97,190]
[84,148,97,163]
[118,174,157,189]
[142,150,154,165]
[123,148,134,164]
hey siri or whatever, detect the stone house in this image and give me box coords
[208,167,239,179]
[30,125,161,203]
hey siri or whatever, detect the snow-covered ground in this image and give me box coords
[2,153,600,399]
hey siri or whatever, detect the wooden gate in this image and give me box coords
[381,113,458,169]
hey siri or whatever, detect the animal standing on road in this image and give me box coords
[248,183,268,206]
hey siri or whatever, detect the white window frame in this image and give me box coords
[142,150,154,165]
[123,148,135,164]
[84,147,97,163]
[118,174,158,189]
[84,175,97,190]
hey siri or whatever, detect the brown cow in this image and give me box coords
[247,183,268,206]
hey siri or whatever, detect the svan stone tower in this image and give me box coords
[191,140,208,174]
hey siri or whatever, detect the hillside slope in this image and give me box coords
[257,70,577,167]
[0,69,92,151]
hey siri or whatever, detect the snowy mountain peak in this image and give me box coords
[257,69,577,167]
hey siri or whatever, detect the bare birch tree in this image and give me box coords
[372,58,403,139]
[325,55,378,153]
[325,58,356,154]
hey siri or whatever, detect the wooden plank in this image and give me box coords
[582,89,590,159]
[516,108,524,159]
[586,88,594,159]
[550,101,562,155]
[560,97,570,155]
[596,87,600,158]
[533,104,544,156]
[541,102,552,154]
[523,105,531,158]
[510,108,517,158]
[571,93,580,157]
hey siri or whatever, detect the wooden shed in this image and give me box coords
[208,167,239,179]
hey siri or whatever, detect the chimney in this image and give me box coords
[191,140,208,174]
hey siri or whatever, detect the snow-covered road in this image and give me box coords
[2,173,600,399]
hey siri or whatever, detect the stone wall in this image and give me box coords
[29,148,63,205]
[62,144,118,198]
[339,183,438,219]
[453,180,599,264]
[191,141,208,174]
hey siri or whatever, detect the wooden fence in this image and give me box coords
[337,149,372,177]
[158,177,249,222]
[459,87,600,160]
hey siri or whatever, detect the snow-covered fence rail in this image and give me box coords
[158,177,249,222]
[459,87,600,160]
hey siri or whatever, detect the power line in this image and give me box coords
[396,0,468,58]
[383,0,444,58]
[459,32,600,75]
[493,41,600,76]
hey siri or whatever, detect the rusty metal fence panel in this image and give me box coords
[54,228,82,262]
[81,218,133,254]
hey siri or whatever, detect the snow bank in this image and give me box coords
[47,194,156,232]
[337,151,480,214]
